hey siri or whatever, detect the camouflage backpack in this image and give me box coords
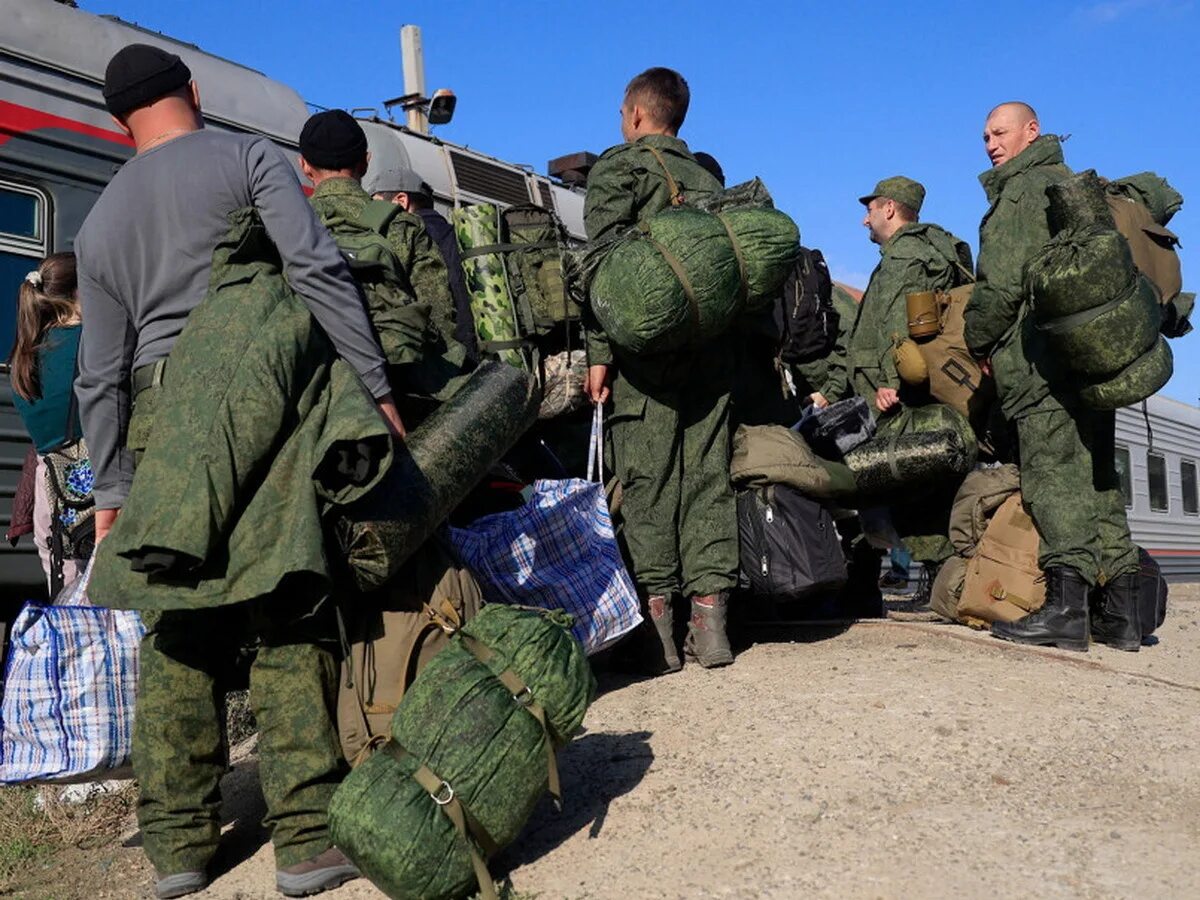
[328,200,432,366]
[501,204,580,337]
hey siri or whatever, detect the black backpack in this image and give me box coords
[776,246,839,365]
[737,484,847,602]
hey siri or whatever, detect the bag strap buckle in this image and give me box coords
[431,780,455,806]
[512,685,534,708]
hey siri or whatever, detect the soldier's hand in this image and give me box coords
[809,392,829,409]
[375,394,407,439]
[875,387,900,412]
[95,507,121,543]
[586,364,612,405]
[980,358,993,377]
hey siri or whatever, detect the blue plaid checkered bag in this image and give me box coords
[449,409,641,654]
[0,561,144,783]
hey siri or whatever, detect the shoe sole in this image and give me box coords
[276,866,359,897]
[991,631,1088,653]
[155,873,208,899]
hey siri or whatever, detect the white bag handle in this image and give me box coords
[587,403,604,483]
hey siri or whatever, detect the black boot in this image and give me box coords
[991,566,1090,652]
[1091,572,1141,652]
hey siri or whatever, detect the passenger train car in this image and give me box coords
[0,0,1196,594]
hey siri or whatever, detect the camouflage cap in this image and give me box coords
[858,176,925,215]
[362,165,432,198]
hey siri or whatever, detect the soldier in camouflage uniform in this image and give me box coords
[299,111,467,362]
[963,102,1140,652]
[584,68,736,672]
[849,177,975,569]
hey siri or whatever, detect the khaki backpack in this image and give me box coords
[337,540,483,766]
[956,493,1045,628]
[897,284,996,438]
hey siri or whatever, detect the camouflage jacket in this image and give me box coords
[582,134,723,365]
[796,284,859,402]
[963,135,1072,419]
[91,208,393,611]
[849,222,974,401]
[310,178,461,353]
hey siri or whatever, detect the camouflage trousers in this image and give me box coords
[133,599,346,874]
[607,348,739,598]
[1016,406,1138,585]
[875,407,956,566]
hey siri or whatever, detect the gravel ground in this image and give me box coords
[17,584,1200,900]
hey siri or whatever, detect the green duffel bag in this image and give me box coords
[329,605,596,900]
[1026,226,1134,319]
[1037,275,1162,378]
[589,205,798,355]
[1080,335,1174,411]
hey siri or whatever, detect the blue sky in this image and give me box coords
[96,0,1198,403]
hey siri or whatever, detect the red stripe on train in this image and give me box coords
[0,99,134,149]
[1146,549,1200,557]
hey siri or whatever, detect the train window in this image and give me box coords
[0,183,51,361]
[1114,445,1132,508]
[1147,452,1168,513]
[1183,460,1198,516]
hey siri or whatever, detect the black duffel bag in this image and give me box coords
[737,484,847,601]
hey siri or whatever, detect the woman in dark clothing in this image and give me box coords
[8,252,88,590]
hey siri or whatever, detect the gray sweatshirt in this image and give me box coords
[75,129,389,509]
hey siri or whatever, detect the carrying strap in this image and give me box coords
[1036,275,1137,336]
[587,404,604,483]
[645,146,685,206]
[356,199,405,237]
[638,222,702,338]
[458,631,563,809]
[714,213,750,307]
[381,741,500,900]
[460,240,556,260]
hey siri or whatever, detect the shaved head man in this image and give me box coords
[983,102,1041,167]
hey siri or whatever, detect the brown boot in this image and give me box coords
[642,594,682,674]
[685,593,733,668]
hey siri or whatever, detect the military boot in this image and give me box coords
[641,594,682,675]
[684,593,734,668]
[1091,572,1141,652]
[991,566,1090,652]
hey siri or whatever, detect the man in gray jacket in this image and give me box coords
[75,44,398,898]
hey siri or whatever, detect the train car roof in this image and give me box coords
[0,0,311,145]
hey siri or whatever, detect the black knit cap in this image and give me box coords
[299,110,368,170]
[103,43,192,117]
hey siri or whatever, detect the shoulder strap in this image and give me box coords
[64,349,80,445]
[645,146,684,206]
[357,199,405,237]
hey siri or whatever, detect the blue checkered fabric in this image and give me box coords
[0,590,144,783]
[450,478,642,654]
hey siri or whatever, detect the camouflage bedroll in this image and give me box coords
[585,203,799,355]
[453,204,527,369]
[337,361,541,592]
[845,404,976,502]
[1027,171,1172,405]
[329,605,596,900]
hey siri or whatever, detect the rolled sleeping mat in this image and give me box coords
[453,204,526,369]
[1026,227,1136,319]
[589,205,798,355]
[1045,169,1117,236]
[329,605,595,900]
[1080,335,1174,411]
[845,429,974,502]
[1037,275,1162,378]
[337,361,542,592]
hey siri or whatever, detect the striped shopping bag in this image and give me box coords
[0,562,144,783]
[449,408,641,654]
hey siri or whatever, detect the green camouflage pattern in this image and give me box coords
[849,222,974,403]
[1025,227,1134,318]
[503,204,579,330]
[1108,172,1184,226]
[338,361,541,591]
[1080,335,1174,410]
[608,342,739,597]
[582,134,723,365]
[91,208,393,612]
[134,599,345,873]
[962,135,1073,421]
[1015,406,1138,583]
[330,606,594,900]
[453,203,527,369]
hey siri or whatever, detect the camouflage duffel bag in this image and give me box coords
[329,605,596,900]
[587,204,798,355]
